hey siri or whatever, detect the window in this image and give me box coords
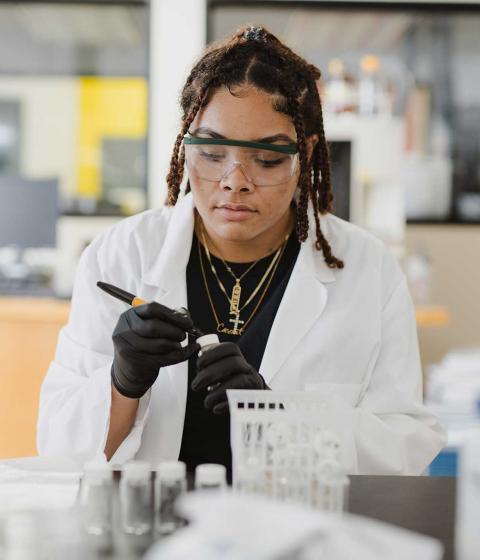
[0,1,149,216]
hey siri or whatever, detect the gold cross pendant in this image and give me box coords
[228,311,245,335]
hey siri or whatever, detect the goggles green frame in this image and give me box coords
[183,135,298,155]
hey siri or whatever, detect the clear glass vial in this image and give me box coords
[120,460,153,536]
[79,460,113,555]
[195,463,227,491]
[313,459,350,513]
[79,461,113,536]
[197,334,220,392]
[155,461,187,536]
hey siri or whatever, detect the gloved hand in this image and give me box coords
[191,342,269,415]
[112,302,200,399]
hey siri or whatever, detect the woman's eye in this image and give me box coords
[199,150,224,161]
[256,157,286,167]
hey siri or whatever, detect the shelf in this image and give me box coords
[407,220,480,226]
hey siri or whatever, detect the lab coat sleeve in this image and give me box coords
[353,275,446,475]
[37,228,151,465]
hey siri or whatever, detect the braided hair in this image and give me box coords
[166,25,344,269]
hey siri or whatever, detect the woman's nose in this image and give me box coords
[220,162,254,192]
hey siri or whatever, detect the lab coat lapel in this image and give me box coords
[260,228,336,385]
[142,194,195,410]
[143,194,195,305]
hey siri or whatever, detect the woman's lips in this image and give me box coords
[215,204,256,221]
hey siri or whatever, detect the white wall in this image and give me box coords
[148,0,207,208]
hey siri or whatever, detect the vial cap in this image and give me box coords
[196,334,220,348]
[156,460,186,481]
[195,463,226,486]
[121,460,151,479]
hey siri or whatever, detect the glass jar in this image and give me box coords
[155,461,186,536]
[79,461,113,553]
[119,461,152,536]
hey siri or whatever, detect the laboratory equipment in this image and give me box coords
[155,461,186,536]
[119,461,152,536]
[78,461,113,553]
[195,463,227,491]
[227,390,350,512]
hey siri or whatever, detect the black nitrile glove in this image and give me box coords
[112,302,200,399]
[191,342,268,415]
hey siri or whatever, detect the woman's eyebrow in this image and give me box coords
[191,127,296,144]
[192,127,225,138]
[257,133,296,144]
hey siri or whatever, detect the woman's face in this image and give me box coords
[187,86,303,246]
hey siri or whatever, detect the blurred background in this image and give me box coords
[0,0,479,471]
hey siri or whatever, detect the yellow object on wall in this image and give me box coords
[77,77,147,198]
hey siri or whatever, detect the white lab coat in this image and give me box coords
[37,193,445,474]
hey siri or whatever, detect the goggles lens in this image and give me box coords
[184,137,299,187]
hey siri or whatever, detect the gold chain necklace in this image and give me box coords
[199,223,286,315]
[198,236,287,336]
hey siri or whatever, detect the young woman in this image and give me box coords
[38,26,445,475]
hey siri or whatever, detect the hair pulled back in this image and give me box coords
[166,25,344,269]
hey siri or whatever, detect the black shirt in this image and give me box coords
[179,231,300,476]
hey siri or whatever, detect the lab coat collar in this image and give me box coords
[259,212,336,384]
[302,204,337,285]
[142,194,195,297]
[143,193,337,291]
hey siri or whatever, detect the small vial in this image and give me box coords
[195,463,227,491]
[120,461,153,536]
[79,461,113,552]
[155,461,186,536]
[197,334,220,392]
[313,459,350,513]
[196,334,220,355]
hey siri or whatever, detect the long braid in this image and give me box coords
[177,144,186,191]
[264,46,342,266]
[166,86,210,206]
[166,129,189,206]
[287,68,332,214]
[310,143,325,239]
[299,72,332,215]
[311,142,322,210]
[287,91,310,242]
[283,72,340,267]
[303,75,343,267]
[313,84,334,213]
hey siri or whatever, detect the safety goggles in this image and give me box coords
[184,136,299,187]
